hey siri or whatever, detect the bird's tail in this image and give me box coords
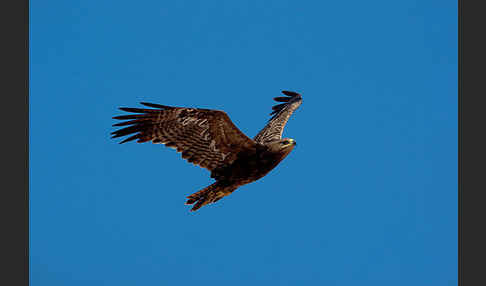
[185,182,235,211]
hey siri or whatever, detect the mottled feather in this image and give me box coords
[112,103,256,171]
[253,91,303,144]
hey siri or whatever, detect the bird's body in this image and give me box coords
[112,91,302,211]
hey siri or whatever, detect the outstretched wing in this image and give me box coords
[111,103,256,171]
[253,91,303,144]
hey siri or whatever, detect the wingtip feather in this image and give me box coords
[281,90,300,97]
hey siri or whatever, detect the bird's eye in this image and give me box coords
[282,140,289,145]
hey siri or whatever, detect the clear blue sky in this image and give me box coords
[30,1,457,285]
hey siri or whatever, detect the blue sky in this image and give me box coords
[30,1,457,285]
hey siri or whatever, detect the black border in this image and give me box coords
[458,1,462,284]
[2,0,28,285]
[460,0,486,285]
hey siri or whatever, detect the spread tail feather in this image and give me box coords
[185,182,235,211]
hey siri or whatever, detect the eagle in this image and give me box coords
[111,90,303,211]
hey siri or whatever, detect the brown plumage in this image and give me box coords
[111,91,303,211]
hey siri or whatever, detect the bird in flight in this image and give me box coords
[111,90,303,211]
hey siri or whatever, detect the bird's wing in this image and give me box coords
[111,103,256,171]
[253,91,303,144]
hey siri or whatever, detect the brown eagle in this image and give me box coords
[111,90,303,211]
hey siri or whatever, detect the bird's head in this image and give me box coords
[267,138,297,154]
